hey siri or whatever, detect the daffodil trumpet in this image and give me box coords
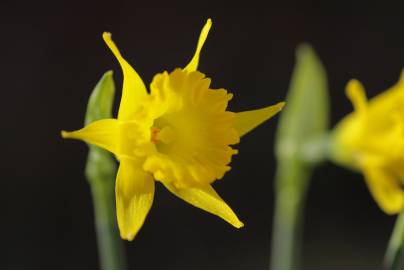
[331,71,404,215]
[62,19,284,241]
[330,71,404,270]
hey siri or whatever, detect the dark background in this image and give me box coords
[2,1,404,270]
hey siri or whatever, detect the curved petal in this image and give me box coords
[184,19,212,72]
[61,119,120,155]
[235,102,285,137]
[345,79,367,112]
[363,167,404,214]
[163,183,243,228]
[116,158,155,240]
[102,32,147,120]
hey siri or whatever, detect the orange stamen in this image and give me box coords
[151,127,160,143]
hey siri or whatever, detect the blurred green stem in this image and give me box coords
[87,148,127,270]
[385,212,404,270]
[270,159,310,270]
[271,44,328,270]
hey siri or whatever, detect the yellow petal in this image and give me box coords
[366,70,404,113]
[363,167,404,214]
[235,102,285,137]
[346,79,367,112]
[184,19,212,72]
[116,158,154,240]
[102,32,147,120]
[61,119,120,155]
[163,183,244,228]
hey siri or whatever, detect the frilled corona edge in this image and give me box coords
[62,18,284,240]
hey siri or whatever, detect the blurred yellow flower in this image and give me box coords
[62,19,284,240]
[332,70,404,214]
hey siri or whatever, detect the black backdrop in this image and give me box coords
[2,1,404,270]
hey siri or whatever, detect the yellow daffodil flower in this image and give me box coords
[62,19,284,240]
[331,70,404,215]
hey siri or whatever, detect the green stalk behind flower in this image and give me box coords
[385,213,404,270]
[84,71,127,270]
[271,44,329,270]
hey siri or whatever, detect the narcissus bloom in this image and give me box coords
[331,71,404,214]
[62,19,284,240]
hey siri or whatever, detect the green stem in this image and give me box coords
[87,149,127,270]
[270,159,310,270]
[385,213,404,270]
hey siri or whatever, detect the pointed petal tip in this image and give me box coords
[61,130,71,139]
[346,79,365,94]
[234,101,286,137]
[120,231,136,241]
[234,220,244,229]
[60,129,82,140]
[102,31,123,59]
[346,78,361,89]
[377,200,404,216]
[184,18,213,72]
[163,183,244,230]
[102,32,112,41]
[345,79,367,111]
[277,101,286,111]
[102,32,113,50]
[383,208,400,216]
